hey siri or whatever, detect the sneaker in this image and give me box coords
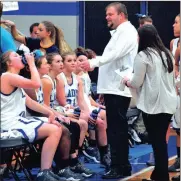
[49,170,65,181]
[57,167,84,181]
[172,175,180,181]
[101,153,111,171]
[35,169,60,181]
[102,168,123,179]
[82,147,100,163]
[168,157,180,172]
[128,128,141,143]
[70,161,94,177]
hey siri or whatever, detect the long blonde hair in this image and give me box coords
[42,21,72,55]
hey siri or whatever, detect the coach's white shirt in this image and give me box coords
[89,21,138,97]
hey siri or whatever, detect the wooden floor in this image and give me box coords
[122,129,180,181]
[119,158,180,181]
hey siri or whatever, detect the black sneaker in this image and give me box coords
[172,175,180,181]
[101,153,111,171]
[70,161,94,177]
[168,157,180,172]
[82,146,100,163]
[57,167,84,181]
[35,169,60,181]
[48,170,65,181]
[102,168,123,179]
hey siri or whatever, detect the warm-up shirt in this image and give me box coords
[89,21,138,97]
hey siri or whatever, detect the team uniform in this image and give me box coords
[60,72,78,107]
[80,72,100,113]
[42,74,57,108]
[36,85,44,105]
[172,38,180,131]
[42,74,70,114]
[1,74,48,142]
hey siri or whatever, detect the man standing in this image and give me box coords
[81,2,138,179]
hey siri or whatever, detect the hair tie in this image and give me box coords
[76,52,87,57]
[33,49,44,59]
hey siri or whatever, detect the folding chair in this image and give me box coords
[0,137,33,181]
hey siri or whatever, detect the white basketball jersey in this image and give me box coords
[60,72,78,107]
[42,75,56,108]
[80,73,91,96]
[172,38,179,56]
[1,84,26,130]
[36,85,44,105]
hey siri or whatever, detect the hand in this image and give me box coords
[1,20,15,27]
[51,120,62,127]
[98,104,106,109]
[122,76,130,85]
[58,115,71,125]
[88,116,96,125]
[80,60,91,71]
[25,53,35,66]
[48,112,56,124]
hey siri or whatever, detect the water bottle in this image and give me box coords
[89,109,99,130]
[73,107,81,118]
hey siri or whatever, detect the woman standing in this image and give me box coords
[123,25,177,181]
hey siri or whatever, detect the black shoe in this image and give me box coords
[36,169,61,181]
[101,153,111,171]
[57,167,84,181]
[168,157,180,172]
[172,175,180,181]
[142,179,154,181]
[146,160,155,166]
[120,164,132,177]
[48,170,65,181]
[102,168,123,179]
[70,161,94,178]
[82,146,100,163]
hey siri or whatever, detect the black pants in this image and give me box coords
[65,121,80,154]
[104,94,131,170]
[142,112,172,181]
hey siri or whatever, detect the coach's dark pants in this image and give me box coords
[104,94,131,170]
[142,112,172,181]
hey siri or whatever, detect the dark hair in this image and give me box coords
[35,55,46,69]
[138,25,173,73]
[74,47,87,57]
[139,16,153,25]
[177,13,180,17]
[61,51,76,63]
[0,2,3,18]
[85,49,96,59]
[0,51,12,75]
[46,52,61,64]
[106,2,128,19]
[29,23,39,33]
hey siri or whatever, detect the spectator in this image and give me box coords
[29,22,39,38]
